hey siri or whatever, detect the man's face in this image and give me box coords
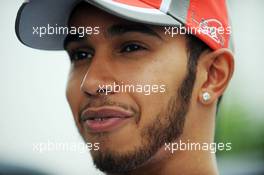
[66,4,195,174]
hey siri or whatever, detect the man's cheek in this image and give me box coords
[66,89,77,113]
[66,84,82,124]
[135,100,158,127]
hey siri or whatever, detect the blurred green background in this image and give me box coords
[216,102,264,157]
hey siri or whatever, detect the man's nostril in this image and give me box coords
[97,85,114,95]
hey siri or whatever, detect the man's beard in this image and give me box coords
[89,69,196,174]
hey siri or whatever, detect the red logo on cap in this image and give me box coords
[196,18,225,46]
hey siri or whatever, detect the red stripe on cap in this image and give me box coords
[185,0,230,50]
[140,0,162,8]
[113,0,162,9]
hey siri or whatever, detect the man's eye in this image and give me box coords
[70,50,94,62]
[120,43,146,53]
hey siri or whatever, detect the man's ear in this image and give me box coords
[197,48,234,105]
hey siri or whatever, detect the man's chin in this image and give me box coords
[89,144,155,174]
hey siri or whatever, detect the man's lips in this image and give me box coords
[80,106,133,133]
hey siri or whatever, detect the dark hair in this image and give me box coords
[185,34,222,113]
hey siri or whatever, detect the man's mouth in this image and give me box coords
[80,106,133,133]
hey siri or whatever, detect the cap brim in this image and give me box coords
[16,0,182,50]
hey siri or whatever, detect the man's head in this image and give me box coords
[64,2,234,174]
[15,0,234,174]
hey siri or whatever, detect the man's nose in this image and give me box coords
[80,56,115,97]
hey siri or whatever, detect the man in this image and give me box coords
[15,0,234,174]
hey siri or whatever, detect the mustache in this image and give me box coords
[78,96,139,123]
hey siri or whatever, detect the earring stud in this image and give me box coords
[202,92,211,102]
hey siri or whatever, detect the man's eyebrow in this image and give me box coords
[107,24,162,39]
[63,34,86,50]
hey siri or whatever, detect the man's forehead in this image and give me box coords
[63,23,163,49]
[69,2,122,27]
[64,2,165,49]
